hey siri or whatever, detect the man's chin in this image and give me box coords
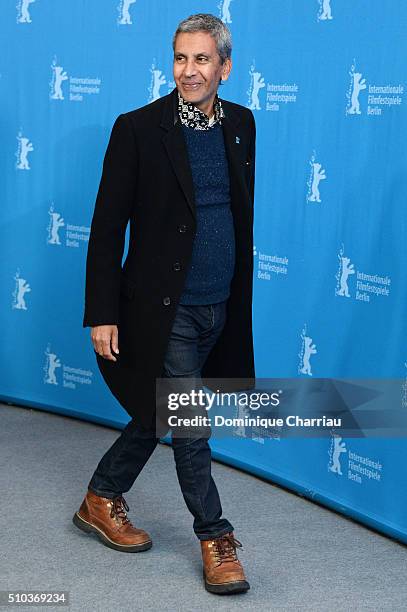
[179,88,210,106]
[181,91,202,102]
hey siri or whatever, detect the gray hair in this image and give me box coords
[172,13,232,64]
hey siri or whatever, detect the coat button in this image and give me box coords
[178,224,187,232]
[163,296,171,306]
[173,262,181,271]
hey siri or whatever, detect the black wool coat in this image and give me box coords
[83,86,256,428]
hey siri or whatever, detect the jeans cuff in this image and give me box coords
[87,484,119,500]
[195,525,234,541]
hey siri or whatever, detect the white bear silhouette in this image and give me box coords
[249,71,265,111]
[151,69,166,101]
[17,137,34,170]
[49,212,65,245]
[348,72,366,115]
[300,336,317,376]
[51,66,68,100]
[337,256,355,297]
[14,278,31,310]
[329,435,346,475]
[308,162,326,202]
[46,353,61,385]
[220,0,233,24]
[18,0,35,23]
[234,402,247,437]
[119,0,136,25]
[319,0,333,21]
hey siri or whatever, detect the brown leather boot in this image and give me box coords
[72,489,152,552]
[201,532,250,594]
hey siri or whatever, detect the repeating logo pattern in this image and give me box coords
[328,433,383,485]
[346,60,404,117]
[12,270,31,310]
[43,344,93,389]
[218,0,233,24]
[247,60,299,112]
[317,0,333,22]
[298,324,317,377]
[148,60,175,102]
[306,152,327,203]
[15,130,34,170]
[49,56,101,103]
[117,0,137,25]
[16,0,35,24]
[335,245,391,303]
[46,203,90,248]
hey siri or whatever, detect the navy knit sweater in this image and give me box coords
[179,122,236,305]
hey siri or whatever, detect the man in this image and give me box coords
[73,13,256,595]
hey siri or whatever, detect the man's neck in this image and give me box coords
[196,99,215,119]
[179,90,215,118]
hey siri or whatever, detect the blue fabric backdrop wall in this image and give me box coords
[1,1,406,541]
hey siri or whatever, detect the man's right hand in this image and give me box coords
[91,325,119,361]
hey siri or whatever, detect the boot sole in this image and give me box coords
[203,570,250,595]
[72,512,152,553]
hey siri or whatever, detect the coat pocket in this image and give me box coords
[120,274,137,300]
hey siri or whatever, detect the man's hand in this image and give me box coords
[91,325,119,361]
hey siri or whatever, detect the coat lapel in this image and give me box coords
[160,88,196,220]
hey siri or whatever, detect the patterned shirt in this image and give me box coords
[177,90,225,130]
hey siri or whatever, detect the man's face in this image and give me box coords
[173,31,232,113]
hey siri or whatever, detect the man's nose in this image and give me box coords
[183,60,197,77]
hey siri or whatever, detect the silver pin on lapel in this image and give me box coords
[235,136,240,144]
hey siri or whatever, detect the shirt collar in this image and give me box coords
[177,89,224,130]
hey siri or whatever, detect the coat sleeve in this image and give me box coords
[82,113,138,328]
[248,110,256,209]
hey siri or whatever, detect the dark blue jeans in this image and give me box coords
[88,299,234,540]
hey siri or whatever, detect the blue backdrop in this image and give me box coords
[1,1,407,542]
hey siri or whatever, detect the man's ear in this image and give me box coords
[221,58,232,82]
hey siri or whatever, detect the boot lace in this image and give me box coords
[212,534,243,567]
[110,495,131,526]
